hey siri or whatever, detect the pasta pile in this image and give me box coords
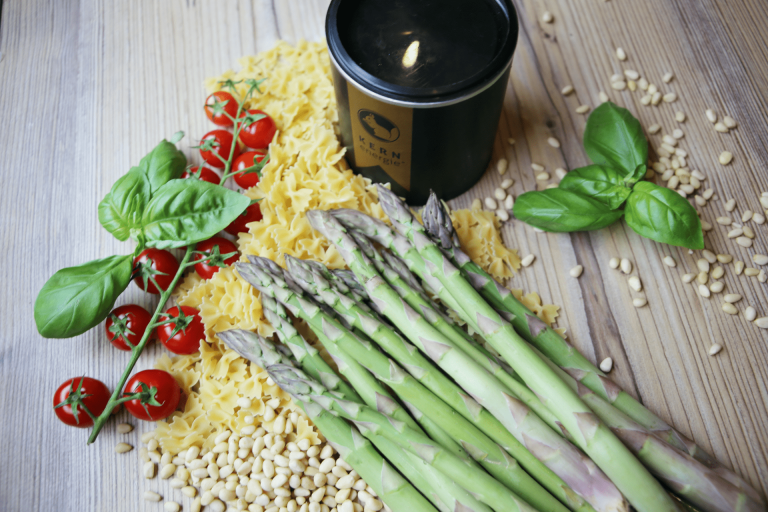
[152,40,561,454]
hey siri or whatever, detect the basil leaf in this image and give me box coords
[97,168,151,241]
[625,181,704,249]
[137,139,187,195]
[34,255,133,339]
[141,180,250,249]
[513,189,624,232]
[559,165,631,209]
[583,102,647,175]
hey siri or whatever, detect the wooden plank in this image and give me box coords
[0,0,765,510]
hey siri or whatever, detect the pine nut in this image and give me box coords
[144,462,156,479]
[696,259,710,273]
[714,122,729,133]
[701,220,713,231]
[633,297,648,308]
[622,69,638,80]
[497,159,508,175]
[736,237,753,248]
[609,257,620,269]
[692,170,706,180]
[724,294,742,303]
[663,256,676,267]
[493,187,506,201]
[744,267,760,277]
[741,210,753,222]
[711,266,725,279]
[612,80,627,91]
[555,168,567,180]
[628,276,643,292]
[496,209,510,222]
[672,129,684,139]
[648,123,662,134]
[706,109,717,123]
[542,10,554,22]
[677,190,687,198]
[698,284,711,298]
[727,228,743,238]
[662,71,674,83]
[735,261,745,275]
[114,442,133,454]
[638,78,649,90]
[700,250,715,264]
[745,307,757,322]
[762,196,768,209]
[504,195,515,210]
[536,172,550,181]
[576,105,591,114]
[663,92,677,103]
[717,216,732,225]
[620,258,632,274]
[667,176,680,190]
[743,226,755,239]
[611,73,623,83]
[164,502,181,512]
[521,254,535,267]
[599,91,610,102]
[702,188,714,199]
[616,47,627,61]
[759,270,767,283]
[662,135,676,147]
[695,196,707,206]
[680,184,694,194]
[116,423,133,434]
[708,343,723,356]
[599,357,613,372]
[546,183,558,189]
[757,317,768,329]
[508,137,515,145]
[752,254,768,266]
[561,85,574,95]
[570,265,584,278]
[724,199,736,212]
[501,178,514,189]
[754,213,766,224]
[673,112,686,124]
[662,170,674,181]
[484,197,497,210]
[547,137,561,148]
[709,281,724,293]
[716,254,733,264]
[471,198,482,210]
[721,303,738,315]
[144,491,162,502]
[682,273,696,284]
[531,163,545,172]
[719,151,733,165]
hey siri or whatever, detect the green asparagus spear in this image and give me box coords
[268,362,541,512]
[305,210,626,512]
[421,193,766,510]
[374,184,678,512]
[217,330,439,512]
[280,255,575,512]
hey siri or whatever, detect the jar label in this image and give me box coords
[348,85,413,191]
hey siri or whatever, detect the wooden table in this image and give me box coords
[1,1,766,510]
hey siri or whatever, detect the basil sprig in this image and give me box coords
[514,102,703,249]
[35,133,249,339]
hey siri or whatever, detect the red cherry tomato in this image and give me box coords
[157,306,205,355]
[194,237,239,280]
[181,166,220,185]
[133,249,180,295]
[238,110,276,149]
[123,370,181,421]
[53,377,111,428]
[199,130,239,169]
[105,304,153,351]
[224,202,263,236]
[204,91,238,127]
[233,150,268,189]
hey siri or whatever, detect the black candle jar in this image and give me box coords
[326,0,519,204]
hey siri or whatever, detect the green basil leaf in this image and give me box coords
[513,189,625,232]
[583,102,647,175]
[625,181,704,249]
[559,165,631,209]
[624,164,648,187]
[137,139,187,195]
[97,168,151,241]
[34,255,133,339]
[141,180,250,249]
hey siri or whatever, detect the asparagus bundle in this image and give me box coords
[216,329,439,512]
[368,184,679,512]
[305,210,626,512]
[265,361,540,512]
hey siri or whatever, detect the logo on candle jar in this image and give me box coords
[358,110,400,143]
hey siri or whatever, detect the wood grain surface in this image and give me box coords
[1,1,766,510]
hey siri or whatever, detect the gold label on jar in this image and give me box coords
[348,84,413,191]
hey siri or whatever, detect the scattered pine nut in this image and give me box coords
[648,124,662,134]
[542,11,554,23]
[714,122,729,133]
[496,209,510,222]
[609,257,620,269]
[576,105,591,114]
[736,236,753,248]
[744,267,760,277]
[708,343,723,356]
[723,116,737,129]
[599,357,613,372]
[706,109,718,123]
[501,178,514,189]
[144,462,156,479]
[182,486,197,498]
[531,163,545,172]
[675,111,686,122]
[622,69,638,80]
[697,259,711,273]
[724,294,742,303]
[698,272,709,285]
[663,92,677,103]
[742,210,753,222]
[484,197,498,210]
[504,195,515,210]
[641,94,652,106]
[709,281,724,293]
[548,137,561,148]
[662,72,674,83]
[754,213,766,224]
[555,168,567,179]
[144,491,163,502]
[734,261,745,275]
[521,254,536,267]
[695,196,707,207]
[545,183,558,189]
[611,80,627,91]
[632,297,647,308]
[615,47,627,61]
[628,276,643,292]
[727,228,743,238]
[471,198,482,210]
[743,225,755,239]
[164,502,181,512]
[702,250,717,263]
[721,303,737,316]
[115,442,133,454]
[698,284,711,298]
[762,196,768,209]
[116,423,133,434]
[497,158,508,175]
[745,307,757,322]
[692,170,706,181]
[716,254,733,263]
[508,138,516,145]
[494,187,507,201]
[682,273,696,283]
[570,265,584,278]
[599,91,609,102]
[717,216,732,225]
[536,172,551,181]
[753,254,768,266]
[719,151,733,165]
[561,85,574,95]
[620,258,632,274]
[711,266,725,279]
[638,77,649,90]
[760,271,768,283]
[757,317,768,329]
[663,256,676,267]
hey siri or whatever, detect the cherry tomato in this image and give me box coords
[232,150,268,189]
[123,370,181,421]
[224,202,263,236]
[199,129,239,169]
[53,377,111,428]
[133,249,180,295]
[181,166,220,185]
[157,306,205,355]
[194,237,239,280]
[105,304,153,351]
[238,110,276,149]
[204,91,238,127]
